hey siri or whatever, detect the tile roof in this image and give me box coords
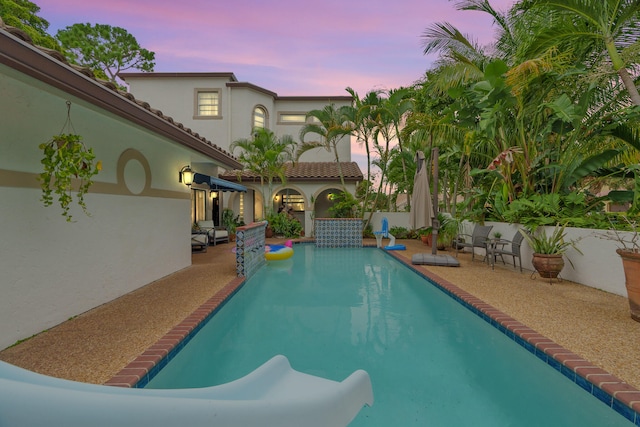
[219,162,363,182]
[0,18,242,169]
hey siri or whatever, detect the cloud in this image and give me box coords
[36,0,514,184]
[39,0,516,96]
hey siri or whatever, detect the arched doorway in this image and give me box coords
[273,188,305,230]
[314,188,342,219]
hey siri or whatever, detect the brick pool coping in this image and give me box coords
[105,245,640,425]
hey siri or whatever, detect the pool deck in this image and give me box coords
[1,238,639,408]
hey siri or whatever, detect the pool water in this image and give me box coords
[146,245,632,426]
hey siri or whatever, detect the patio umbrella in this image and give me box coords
[410,150,433,231]
[410,148,459,266]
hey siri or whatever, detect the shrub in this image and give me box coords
[267,212,302,238]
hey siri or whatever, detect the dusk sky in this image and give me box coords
[37,0,516,176]
[38,0,517,97]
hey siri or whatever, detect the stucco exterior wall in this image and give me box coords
[123,75,352,164]
[123,75,232,147]
[0,65,214,349]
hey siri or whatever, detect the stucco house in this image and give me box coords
[0,21,244,349]
[119,72,363,236]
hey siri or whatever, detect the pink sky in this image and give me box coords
[37,0,516,179]
[38,0,516,97]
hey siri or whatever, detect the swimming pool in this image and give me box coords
[144,245,634,426]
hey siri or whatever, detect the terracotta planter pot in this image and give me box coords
[617,249,640,322]
[420,234,432,246]
[532,253,564,280]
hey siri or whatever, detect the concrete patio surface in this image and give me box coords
[1,238,639,392]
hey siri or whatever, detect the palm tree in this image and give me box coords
[298,104,353,189]
[377,88,414,208]
[523,0,640,105]
[420,19,491,93]
[230,128,296,218]
[345,87,381,215]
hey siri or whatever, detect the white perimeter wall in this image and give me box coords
[0,65,212,349]
[483,221,628,297]
[371,213,629,298]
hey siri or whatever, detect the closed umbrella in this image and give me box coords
[409,148,460,266]
[409,150,433,231]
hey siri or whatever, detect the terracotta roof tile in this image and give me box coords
[220,162,363,182]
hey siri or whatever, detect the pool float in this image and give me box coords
[265,240,294,261]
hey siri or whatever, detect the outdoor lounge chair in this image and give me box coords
[454,224,493,261]
[490,230,524,272]
[191,231,208,252]
[196,220,229,245]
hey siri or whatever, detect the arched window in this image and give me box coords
[253,106,267,129]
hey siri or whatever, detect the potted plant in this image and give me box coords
[416,227,433,246]
[437,214,459,250]
[222,208,240,241]
[39,133,101,222]
[603,216,640,322]
[521,223,582,283]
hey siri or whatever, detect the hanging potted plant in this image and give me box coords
[39,101,101,222]
[521,224,582,283]
[39,133,101,222]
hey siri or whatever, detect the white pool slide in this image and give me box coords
[0,355,373,427]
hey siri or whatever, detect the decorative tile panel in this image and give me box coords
[314,218,363,247]
[235,222,266,278]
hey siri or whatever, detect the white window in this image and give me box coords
[195,90,220,118]
[253,106,267,129]
[278,113,320,124]
[191,189,206,224]
[279,113,306,123]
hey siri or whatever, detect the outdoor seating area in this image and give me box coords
[489,231,524,271]
[196,220,230,246]
[454,224,493,262]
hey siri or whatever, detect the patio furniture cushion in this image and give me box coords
[191,232,208,252]
[197,220,229,245]
[412,253,460,267]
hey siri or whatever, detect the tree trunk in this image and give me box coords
[618,67,640,106]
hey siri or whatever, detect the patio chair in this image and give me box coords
[196,220,229,245]
[454,224,493,261]
[490,230,524,272]
[191,231,208,252]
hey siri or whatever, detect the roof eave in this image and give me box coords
[0,30,243,170]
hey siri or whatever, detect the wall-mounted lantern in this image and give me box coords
[179,165,194,186]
